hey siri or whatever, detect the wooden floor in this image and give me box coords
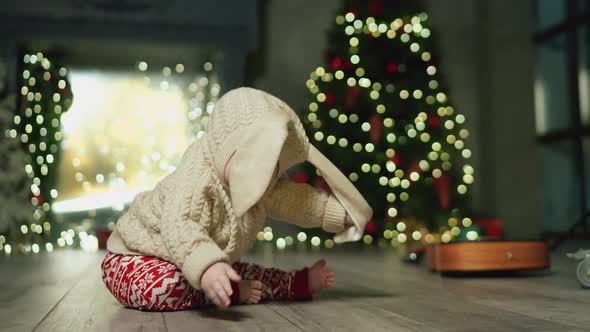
[0,241,588,332]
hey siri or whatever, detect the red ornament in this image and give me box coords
[368,0,384,16]
[433,173,452,209]
[345,86,362,108]
[369,115,383,144]
[474,219,504,238]
[32,192,43,204]
[407,161,421,174]
[347,8,359,17]
[343,60,354,71]
[364,220,377,235]
[386,62,398,73]
[428,116,441,128]
[325,92,336,106]
[290,172,310,184]
[331,57,343,71]
[391,152,402,167]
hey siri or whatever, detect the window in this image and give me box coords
[534,0,590,234]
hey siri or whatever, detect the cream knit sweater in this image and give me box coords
[107,88,352,290]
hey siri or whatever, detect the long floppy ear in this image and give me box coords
[229,111,291,217]
[307,144,373,243]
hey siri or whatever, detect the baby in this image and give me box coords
[101,87,372,311]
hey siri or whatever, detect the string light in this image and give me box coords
[345,12,355,22]
[311,236,321,246]
[397,233,407,243]
[2,55,226,255]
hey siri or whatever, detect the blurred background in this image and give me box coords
[0,0,587,255]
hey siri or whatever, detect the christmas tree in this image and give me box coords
[299,0,475,245]
[17,52,74,230]
[0,64,32,251]
[0,52,75,254]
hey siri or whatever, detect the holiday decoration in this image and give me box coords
[18,52,74,232]
[0,52,76,255]
[474,218,503,239]
[0,64,32,245]
[299,0,475,246]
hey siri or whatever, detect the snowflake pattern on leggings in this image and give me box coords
[101,251,311,311]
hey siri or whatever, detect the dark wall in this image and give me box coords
[473,0,540,240]
[251,0,341,105]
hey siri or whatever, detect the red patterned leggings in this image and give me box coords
[100,251,312,311]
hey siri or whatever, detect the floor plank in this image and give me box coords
[163,304,301,331]
[254,244,589,332]
[267,298,440,332]
[32,253,168,332]
[0,250,98,332]
[1,242,588,331]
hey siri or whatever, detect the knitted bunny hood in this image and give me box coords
[206,87,373,243]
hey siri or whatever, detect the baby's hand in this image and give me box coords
[201,261,241,309]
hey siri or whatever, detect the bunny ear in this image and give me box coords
[229,111,291,217]
[307,144,373,243]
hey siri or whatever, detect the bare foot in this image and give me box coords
[308,259,334,294]
[238,280,263,304]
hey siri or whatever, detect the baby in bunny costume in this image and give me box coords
[102,87,372,311]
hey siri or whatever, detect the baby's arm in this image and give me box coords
[264,176,347,233]
[160,209,230,290]
[159,181,243,309]
[157,174,231,292]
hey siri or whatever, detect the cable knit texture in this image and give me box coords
[107,87,348,290]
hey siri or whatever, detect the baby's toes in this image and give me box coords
[320,269,333,280]
[250,291,262,303]
[251,280,263,290]
[324,275,335,286]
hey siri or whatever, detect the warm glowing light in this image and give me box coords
[466,231,479,241]
[396,222,406,232]
[388,208,398,217]
[462,218,473,227]
[297,232,307,242]
[311,236,321,246]
[49,68,219,213]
